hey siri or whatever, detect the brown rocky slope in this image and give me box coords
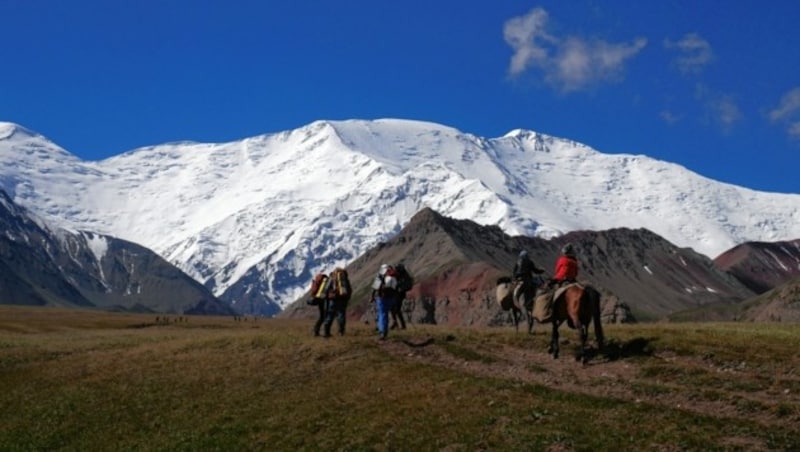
[282,208,759,325]
[714,239,800,294]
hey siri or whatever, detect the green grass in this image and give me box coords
[0,306,799,450]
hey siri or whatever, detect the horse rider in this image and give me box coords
[513,250,545,311]
[550,243,579,288]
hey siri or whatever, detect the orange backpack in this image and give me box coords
[309,272,329,303]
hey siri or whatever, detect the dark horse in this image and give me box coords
[519,275,547,335]
[547,283,605,364]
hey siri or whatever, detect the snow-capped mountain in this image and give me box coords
[0,187,232,314]
[1,119,798,313]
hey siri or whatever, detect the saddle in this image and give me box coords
[495,277,517,311]
[532,282,582,323]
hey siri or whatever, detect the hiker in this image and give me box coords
[550,243,579,288]
[323,267,351,336]
[371,263,399,340]
[309,272,330,337]
[390,263,413,330]
[513,249,545,311]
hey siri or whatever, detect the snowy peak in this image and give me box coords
[0,118,799,314]
[0,122,39,141]
[0,121,79,162]
[0,187,233,314]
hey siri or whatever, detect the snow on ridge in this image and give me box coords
[83,232,109,263]
[765,249,790,271]
[0,122,38,140]
[1,118,799,309]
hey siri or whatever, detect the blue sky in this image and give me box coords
[2,0,799,193]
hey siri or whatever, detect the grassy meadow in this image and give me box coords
[1,305,798,451]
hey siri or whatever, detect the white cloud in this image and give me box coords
[503,7,554,76]
[695,84,742,132]
[769,87,800,140]
[665,33,714,74]
[503,7,647,92]
[711,96,742,130]
[788,122,800,139]
[769,87,800,121]
[660,110,681,125]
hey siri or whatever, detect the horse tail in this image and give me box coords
[589,285,605,350]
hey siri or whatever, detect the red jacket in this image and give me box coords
[553,255,578,282]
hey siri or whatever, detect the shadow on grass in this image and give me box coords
[600,337,655,361]
[400,334,455,348]
[577,337,655,363]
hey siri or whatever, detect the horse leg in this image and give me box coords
[512,307,521,332]
[527,309,534,335]
[577,322,589,363]
[548,321,560,359]
[594,320,605,352]
[591,290,605,351]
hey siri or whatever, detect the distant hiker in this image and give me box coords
[550,243,579,288]
[371,263,399,340]
[513,249,545,311]
[309,272,330,337]
[323,267,352,336]
[390,263,414,330]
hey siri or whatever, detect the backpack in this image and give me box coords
[329,267,351,301]
[308,272,329,304]
[372,265,398,292]
[383,266,398,290]
[395,263,414,292]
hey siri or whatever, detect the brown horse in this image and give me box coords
[547,283,605,364]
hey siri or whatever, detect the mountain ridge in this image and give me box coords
[283,207,757,325]
[714,239,800,294]
[0,119,798,313]
[0,189,234,314]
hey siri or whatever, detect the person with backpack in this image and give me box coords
[323,267,351,336]
[308,272,330,337]
[513,249,545,311]
[371,263,399,340]
[390,263,413,330]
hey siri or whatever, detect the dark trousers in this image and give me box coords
[323,297,348,335]
[313,301,327,336]
[390,293,406,329]
[517,279,537,311]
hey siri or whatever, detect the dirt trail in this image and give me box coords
[379,333,799,430]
